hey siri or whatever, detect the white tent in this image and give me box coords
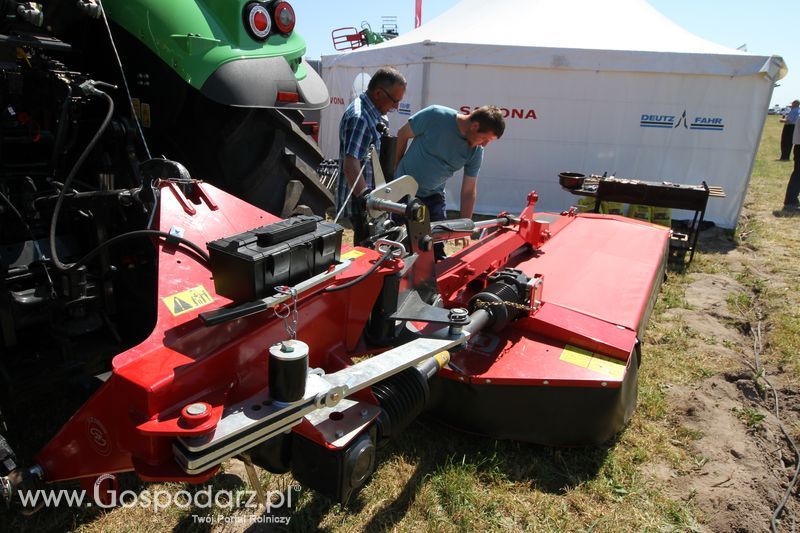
[319,0,787,228]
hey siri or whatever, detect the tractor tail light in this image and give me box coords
[273,2,295,34]
[244,3,271,40]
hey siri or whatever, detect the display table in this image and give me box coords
[561,174,725,265]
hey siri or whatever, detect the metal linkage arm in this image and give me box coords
[173,335,467,474]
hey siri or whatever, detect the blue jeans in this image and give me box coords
[419,193,447,261]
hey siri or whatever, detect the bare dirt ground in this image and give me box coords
[644,224,800,532]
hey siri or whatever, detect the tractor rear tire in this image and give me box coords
[163,91,334,218]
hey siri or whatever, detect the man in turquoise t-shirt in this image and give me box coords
[395,105,505,260]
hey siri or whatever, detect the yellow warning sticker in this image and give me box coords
[141,103,151,128]
[559,345,594,368]
[131,98,141,120]
[341,249,365,260]
[559,345,626,380]
[162,285,214,317]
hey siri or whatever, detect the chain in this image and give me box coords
[273,285,299,339]
[474,300,537,313]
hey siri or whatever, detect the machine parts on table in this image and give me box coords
[559,172,726,265]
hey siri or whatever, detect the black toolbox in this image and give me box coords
[207,215,343,302]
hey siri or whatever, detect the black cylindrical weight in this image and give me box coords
[268,340,309,402]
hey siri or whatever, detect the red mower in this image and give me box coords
[1,169,668,506]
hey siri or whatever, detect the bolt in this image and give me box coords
[185,403,208,416]
[335,430,344,438]
[280,341,295,353]
[360,409,369,418]
[449,308,469,323]
[419,235,433,251]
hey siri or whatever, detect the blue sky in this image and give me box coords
[293,0,797,107]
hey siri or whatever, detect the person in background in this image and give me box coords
[783,113,800,211]
[336,67,407,244]
[394,105,505,261]
[779,100,799,161]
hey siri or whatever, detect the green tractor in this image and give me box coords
[3,0,333,215]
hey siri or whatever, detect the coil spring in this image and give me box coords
[372,367,430,444]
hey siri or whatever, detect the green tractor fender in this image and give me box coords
[102,0,328,109]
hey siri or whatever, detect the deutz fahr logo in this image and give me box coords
[640,110,724,131]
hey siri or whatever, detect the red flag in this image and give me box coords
[415,0,422,28]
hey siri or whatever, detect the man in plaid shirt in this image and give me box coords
[336,67,407,243]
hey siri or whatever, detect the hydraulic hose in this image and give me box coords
[65,229,210,270]
[49,87,115,271]
[324,248,393,293]
[45,88,210,270]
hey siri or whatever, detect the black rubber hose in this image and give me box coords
[324,248,393,293]
[49,89,115,271]
[0,189,34,241]
[66,229,209,270]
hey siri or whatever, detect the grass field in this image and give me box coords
[3,116,799,533]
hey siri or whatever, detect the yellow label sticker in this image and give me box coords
[141,103,151,128]
[559,345,593,368]
[559,345,626,380]
[341,249,365,259]
[162,285,214,317]
[131,98,141,120]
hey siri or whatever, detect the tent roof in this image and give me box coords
[322,0,786,79]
